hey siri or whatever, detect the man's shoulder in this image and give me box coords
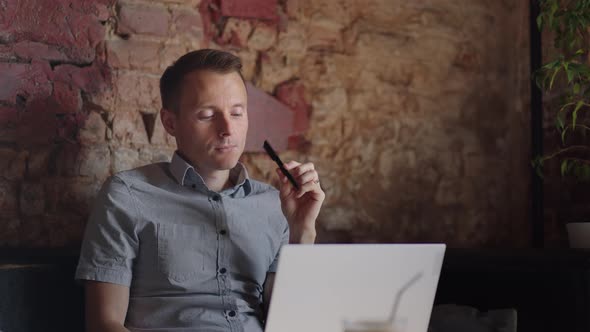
[247,178,279,196]
[111,162,172,187]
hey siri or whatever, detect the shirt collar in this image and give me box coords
[169,152,251,197]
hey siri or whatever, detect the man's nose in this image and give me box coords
[216,113,232,137]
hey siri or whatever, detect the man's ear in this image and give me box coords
[160,108,177,137]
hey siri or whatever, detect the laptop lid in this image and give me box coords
[265,244,446,332]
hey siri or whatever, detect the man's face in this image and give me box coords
[162,70,248,173]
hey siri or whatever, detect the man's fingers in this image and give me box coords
[280,161,322,199]
[276,168,294,198]
[286,162,315,177]
[296,169,318,186]
[283,160,301,170]
[295,180,321,198]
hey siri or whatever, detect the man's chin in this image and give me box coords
[211,158,240,170]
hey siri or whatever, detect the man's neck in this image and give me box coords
[197,168,233,192]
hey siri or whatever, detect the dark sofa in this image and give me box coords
[434,249,590,332]
[1,248,589,332]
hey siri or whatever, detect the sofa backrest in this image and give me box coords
[0,250,84,332]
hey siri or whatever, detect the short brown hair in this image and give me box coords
[159,49,244,113]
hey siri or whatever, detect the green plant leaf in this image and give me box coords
[549,67,561,89]
[573,100,584,128]
[574,83,581,94]
[561,159,569,176]
[537,15,543,29]
[556,111,566,131]
[566,65,575,83]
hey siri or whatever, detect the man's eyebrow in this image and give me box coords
[195,103,215,109]
[190,103,245,110]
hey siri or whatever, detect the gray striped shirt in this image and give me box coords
[75,152,289,331]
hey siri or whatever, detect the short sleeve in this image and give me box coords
[75,175,140,287]
[267,220,289,273]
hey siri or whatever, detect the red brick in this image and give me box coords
[53,143,82,176]
[86,87,116,111]
[0,63,27,103]
[0,149,27,181]
[285,0,302,19]
[95,3,112,21]
[53,82,82,113]
[0,113,17,143]
[78,144,111,179]
[198,0,219,46]
[79,112,107,145]
[26,147,52,179]
[114,71,161,110]
[247,22,277,51]
[16,98,58,147]
[106,39,160,70]
[0,106,17,125]
[220,0,278,21]
[117,2,170,37]
[0,45,15,61]
[245,82,293,152]
[112,147,139,172]
[0,0,107,63]
[172,8,203,39]
[13,41,68,62]
[0,62,52,104]
[52,60,111,94]
[56,113,88,143]
[307,19,343,51]
[218,18,252,48]
[0,181,18,216]
[45,177,103,215]
[159,43,189,71]
[20,182,46,216]
[112,107,150,146]
[275,80,310,134]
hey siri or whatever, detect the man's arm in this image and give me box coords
[263,272,276,318]
[263,272,276,306]
[85,281,131,332]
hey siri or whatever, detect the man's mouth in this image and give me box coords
[214,145,237,152]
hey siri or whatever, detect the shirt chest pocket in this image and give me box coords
[157,223,205,283]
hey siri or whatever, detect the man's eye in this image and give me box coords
[231,108,244,117]
[197,110,214,119]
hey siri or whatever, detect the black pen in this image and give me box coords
[263,140,299,190]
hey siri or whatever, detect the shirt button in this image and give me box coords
[191,184,196,189]
[219,229,227,235]
[228,310,236,317]
[212,195,221,201]
[219,267,227,274]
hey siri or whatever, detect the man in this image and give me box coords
[75,49,325,332]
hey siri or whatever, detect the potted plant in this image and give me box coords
[534,0,590,247]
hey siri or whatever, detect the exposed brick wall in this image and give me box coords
[0,0,532,248]
[0,0,115,247]
[235,0,532,246]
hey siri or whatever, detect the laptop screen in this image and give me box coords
[265,244,446,332]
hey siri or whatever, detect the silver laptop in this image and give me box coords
[265,244,446,332]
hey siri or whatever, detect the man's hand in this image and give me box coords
[276,161,325,244]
